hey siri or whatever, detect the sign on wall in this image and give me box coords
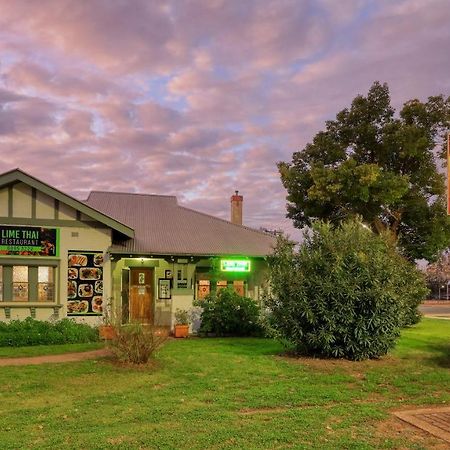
[0,225,58,256]
[67,251,104,316]
[158,278,171,299]
[220,259,251,272]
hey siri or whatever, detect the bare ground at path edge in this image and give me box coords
[0,348,110,366]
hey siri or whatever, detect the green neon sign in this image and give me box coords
[220,260,251,272]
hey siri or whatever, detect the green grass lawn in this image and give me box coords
[0,342,104,358]
[0,318,448,449]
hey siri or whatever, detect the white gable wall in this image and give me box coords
[12,183,32,218]
[0,181,113,325]
[0,188,7,216]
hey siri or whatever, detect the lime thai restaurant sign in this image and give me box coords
[0,225,58,256]
[220,259,251,272]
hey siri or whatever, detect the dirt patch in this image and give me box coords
[351,392,387,404]
[238,402,335,415]
[0,349,110,366]
[102,357,160,371]
[275,353,396,375]
[239,406,290,415]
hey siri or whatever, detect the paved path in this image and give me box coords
[394,406,450,443]
[0,348,110,366]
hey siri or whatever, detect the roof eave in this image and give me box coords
[107,249,272,258]
[0,169,135,238]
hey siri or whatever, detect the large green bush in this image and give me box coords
[195,288,262,336]
[0,318,99,347]
[265,219,428,360]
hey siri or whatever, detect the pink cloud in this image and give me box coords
[0,0,448,243]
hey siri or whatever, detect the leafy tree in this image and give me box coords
[265,219,428,360]
[426,252,450,284]
[279,82,450,261]
[425,251,450,300]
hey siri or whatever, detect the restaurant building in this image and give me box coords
[0,169,275,330]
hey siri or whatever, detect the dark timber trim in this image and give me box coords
[0,217,110,228]
[54,199,59,219]
[31,188,37,219]
[8,185,13,217]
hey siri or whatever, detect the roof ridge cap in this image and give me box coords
[178,205,275,238]
[87,191,178,200]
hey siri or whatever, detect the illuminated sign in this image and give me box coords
[220,260,251,272]
[0,225,59,257]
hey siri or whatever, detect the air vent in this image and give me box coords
[71,231,79,238]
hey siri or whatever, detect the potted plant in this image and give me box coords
[174,309,190,338]
[98,299,117,340]
[99,323,116,340]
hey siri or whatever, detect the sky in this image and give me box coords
[0,0,449,240]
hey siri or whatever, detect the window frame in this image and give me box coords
[0,259,58,303]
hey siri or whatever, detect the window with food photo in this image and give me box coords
[158,278,171,300]
[0,264,56,302]
[67,251,104,316]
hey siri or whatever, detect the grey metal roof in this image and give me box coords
[85,191,275,257]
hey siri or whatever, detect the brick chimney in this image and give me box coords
[230,190,243,225]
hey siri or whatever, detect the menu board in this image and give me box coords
[67,251,104,316]
[0,225,58,256]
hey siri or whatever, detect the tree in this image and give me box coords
[278,82,450,261]
[426,252,450,284]
[265,219,428,360]
[425,252,450,300]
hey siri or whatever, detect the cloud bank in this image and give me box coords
[0,0,449,239]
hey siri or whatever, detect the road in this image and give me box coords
[419,303,450,319]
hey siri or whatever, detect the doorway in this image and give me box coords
[129,268,153,323]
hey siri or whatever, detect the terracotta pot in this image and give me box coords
[99,325,116,340]
[174,324,189,338]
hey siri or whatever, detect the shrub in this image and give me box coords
[265,219,428,360]
[102,304,167,364]
[0,317,99,347]
[174,309,190,325]
[106,323,167,364]
[195,288,262,336]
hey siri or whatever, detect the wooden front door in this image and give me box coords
[129,268,153,323]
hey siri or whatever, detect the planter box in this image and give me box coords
[99,325,116,340]
[174,324,189,338]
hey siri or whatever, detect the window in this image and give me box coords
[13,266,28,301]
[38,266,54,302]
[0,265,55,302]
[197,280,210,299]
[216,280,227,292]
[233,280,245,296]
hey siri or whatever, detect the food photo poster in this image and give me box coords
[67,251,104,316]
